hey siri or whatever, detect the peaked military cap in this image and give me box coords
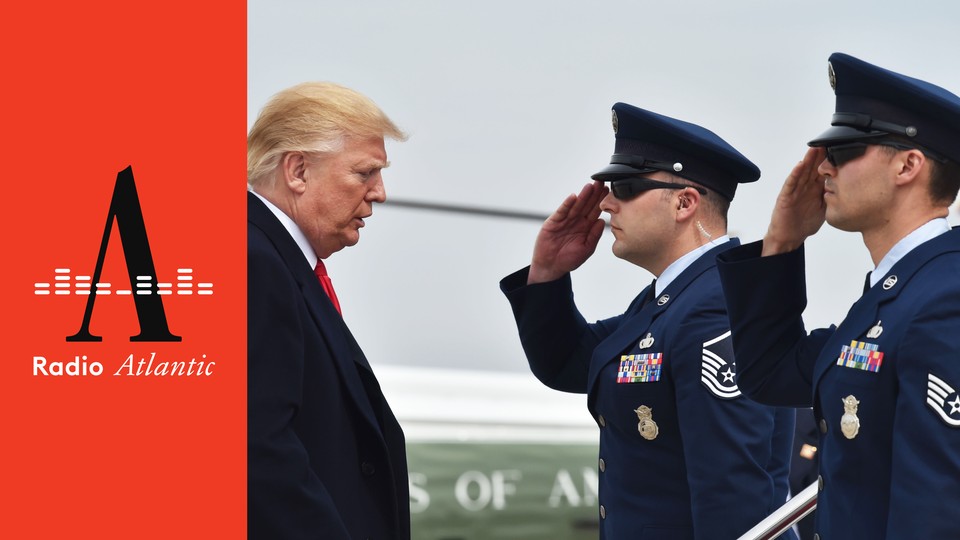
[809,52,960,163]
[591,102,760,201]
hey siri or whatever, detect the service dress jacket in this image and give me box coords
[501,240,796,540]
[717,231,960,539]
[247,193,410,540]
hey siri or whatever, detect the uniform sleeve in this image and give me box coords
[500,266,632,393]
[670,296,796,540]
[716,241,833,407]
[885,289,960,538]
[247,244,351,539]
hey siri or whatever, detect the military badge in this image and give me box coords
[926,372,960,427]
[617,353,662,383]
[840,395,861,439]
[634,405,659,440]
[701,330,740,399]
[638,332,655,349]
[657,294,670,306]
[866,320,883,339]
[882,275,898,290]
[836,340,884,372]
[612,109,618,134]
[828,61,836,91]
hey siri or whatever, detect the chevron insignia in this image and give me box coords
[701,331,740,399]
[927,372,960,427]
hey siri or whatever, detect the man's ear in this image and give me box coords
[676,188,701,222]
[894,148,926,187]
[281,152,308,194]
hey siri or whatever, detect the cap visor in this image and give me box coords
[808,125,888,147]
[591,163,657,182]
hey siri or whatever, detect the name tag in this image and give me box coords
[836,340,884,372]
[617,353,663,383]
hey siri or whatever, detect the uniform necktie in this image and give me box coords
[641,278,657,308]
[863,271,872,294]
[314,260,342,315]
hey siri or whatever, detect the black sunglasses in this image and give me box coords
[610,178,707,201]
[824,141,939,168]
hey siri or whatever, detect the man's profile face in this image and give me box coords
[296,136,388,258]
[818,145,895,234]
[600,171,675,268]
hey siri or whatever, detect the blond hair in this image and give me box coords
[247,82,407,187]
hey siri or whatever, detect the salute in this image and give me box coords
[717,53,960,538]
[501,102,796,539]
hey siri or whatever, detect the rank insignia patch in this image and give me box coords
[927,372,960,427]
[836,340,884,372]
[701,331,740,399]
[617,353,662,383]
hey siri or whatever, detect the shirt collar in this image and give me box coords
[655,236,730,296]
[870,218,950,287]
[249,187,318,270]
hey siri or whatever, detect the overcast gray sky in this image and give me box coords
[248,0,960,373]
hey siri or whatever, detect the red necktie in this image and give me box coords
[314,260,342,315]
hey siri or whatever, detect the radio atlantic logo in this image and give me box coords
[33,166,214,342]
[31,166,216,378]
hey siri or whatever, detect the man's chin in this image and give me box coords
[318,235,358,258]
[342,232,361,248]
[825,211,857,233]
[610,242,630,262]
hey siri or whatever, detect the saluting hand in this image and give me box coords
[762,147,827,256]
[528,182,609,284]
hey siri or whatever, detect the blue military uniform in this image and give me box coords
[717,53,960,539]
[501,104,797,539]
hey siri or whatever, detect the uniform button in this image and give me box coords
[600,505,606,519]
[599,458,606,472]
[819,419,827,434]
[361,461,376,476]
[598,415,606,427]
[813,534,820,540]
[818,475,824,491]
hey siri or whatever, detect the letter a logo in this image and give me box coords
[67,167,181,342]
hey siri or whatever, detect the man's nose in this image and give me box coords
[368,175,386,203]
